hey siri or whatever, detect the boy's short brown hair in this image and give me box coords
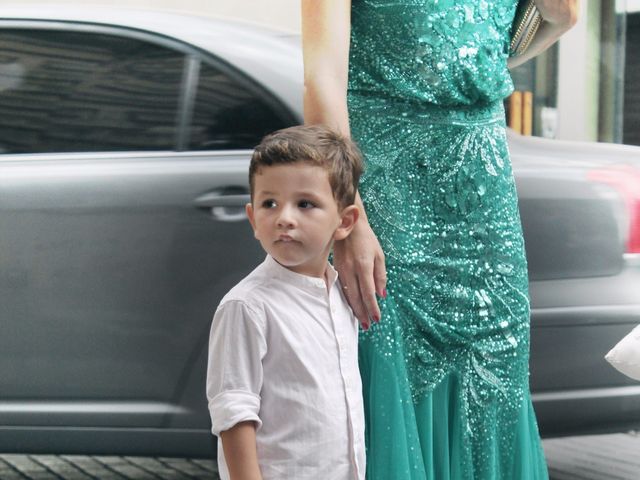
[249,125,364,209]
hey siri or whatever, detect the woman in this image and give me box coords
[302,1,578,479]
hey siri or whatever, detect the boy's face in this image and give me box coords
[246,163,357,278]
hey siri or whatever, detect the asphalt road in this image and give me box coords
[544,432,640,480]
[1,433,638,479]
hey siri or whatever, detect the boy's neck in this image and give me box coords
[271,256,334,291]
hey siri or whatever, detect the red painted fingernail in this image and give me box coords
[382,289,387,298]
[361,323,369,331]
[373,315,380,323]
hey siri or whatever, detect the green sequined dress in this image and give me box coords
[348,1,548,478]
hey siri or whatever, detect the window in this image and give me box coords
[623,11,640,145]
[0,29,184,153]
[507,1,639,146]
[188,61,291,150]
[507,46,559,138]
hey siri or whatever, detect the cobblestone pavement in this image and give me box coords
[1,433,639,479]
[0,455,220,480]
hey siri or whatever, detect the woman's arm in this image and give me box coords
[220,421,262,480]
[301,0,352,134]
[301,0,387,328]
[508,0,579,69]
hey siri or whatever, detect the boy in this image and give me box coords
[206,125,366,480]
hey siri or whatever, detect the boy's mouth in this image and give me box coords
[277,234,296,243]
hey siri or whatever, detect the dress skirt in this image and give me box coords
[349,93,549,480]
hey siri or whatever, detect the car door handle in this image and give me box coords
[194,192,250,222]
[193,193,250,208]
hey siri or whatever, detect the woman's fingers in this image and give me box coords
[346,245,383,327]
[337,262,370,329]
[335,247,373,329]
[373,249,387,299]
[355,249,384,322]
[345,280,372,330]
[333,219,387,329]
[356,257,381,325]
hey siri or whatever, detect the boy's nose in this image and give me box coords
[276,205,296,228]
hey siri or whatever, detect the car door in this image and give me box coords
[0,22,293,443]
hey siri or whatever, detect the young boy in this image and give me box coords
[206,125,366,480]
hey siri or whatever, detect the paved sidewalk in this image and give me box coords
[544,432,640,480]
[1,433,639,479]
[0,455,219,480]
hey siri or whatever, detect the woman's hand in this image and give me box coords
[508,0,579,69]
[334,216,387,330]
[535,0,579,29]
[300,0,387,326]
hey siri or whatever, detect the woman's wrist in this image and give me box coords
[353,191,369,223]
[536,0,579,29]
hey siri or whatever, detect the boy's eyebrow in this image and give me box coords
[296,191,323,198]
[255,190,323,198]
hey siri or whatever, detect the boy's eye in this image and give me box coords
[298,200,316,209]
[261,199,277,208]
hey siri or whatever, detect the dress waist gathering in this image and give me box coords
[348,91,507,128]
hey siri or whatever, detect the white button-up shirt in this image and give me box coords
[206,255,365,480]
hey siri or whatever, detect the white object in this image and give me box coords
[540,107,558,139]
[206,255,365,480]
[605,325,640,381]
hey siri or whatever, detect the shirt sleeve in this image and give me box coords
[206,299,267,436]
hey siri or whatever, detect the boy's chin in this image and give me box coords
[271,255,327,277]
[272,256,306,270]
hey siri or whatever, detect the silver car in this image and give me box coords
[0,5,639,458]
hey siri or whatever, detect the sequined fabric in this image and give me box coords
[348,1,548,479]
[349,0,516,105]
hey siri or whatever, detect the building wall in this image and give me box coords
[557,0,598,142]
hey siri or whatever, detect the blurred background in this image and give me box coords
[12,0,302,33]
[13,0,640,147]
[1,2,640,479]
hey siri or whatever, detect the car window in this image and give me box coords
[0,29,184,154]
[188,61,291,150]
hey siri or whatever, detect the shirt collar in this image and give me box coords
[262,255,338,294]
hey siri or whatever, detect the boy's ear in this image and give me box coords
[334,205,359,241]
[246,203,258,237]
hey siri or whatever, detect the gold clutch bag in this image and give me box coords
[510,0,543,57]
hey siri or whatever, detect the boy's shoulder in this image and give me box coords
[217,257,274,312]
